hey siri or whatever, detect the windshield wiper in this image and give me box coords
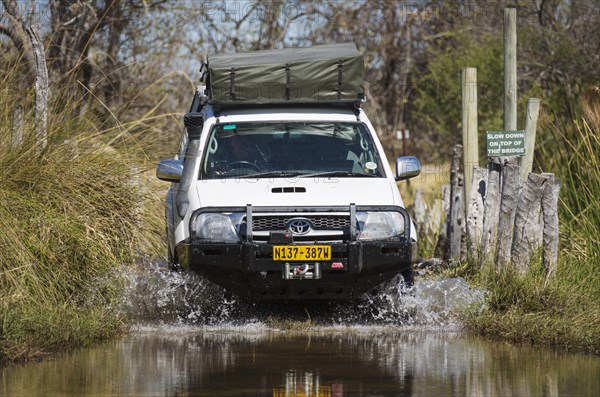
[241,170,304,179]
[300,171,378,178]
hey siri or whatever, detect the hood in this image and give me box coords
[195,178,398,208]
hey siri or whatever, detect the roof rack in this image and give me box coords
[201,43,365,107]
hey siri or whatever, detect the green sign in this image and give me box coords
[486,130,526,156]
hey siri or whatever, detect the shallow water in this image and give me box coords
[2,327,599,397]
[2,264,599,397]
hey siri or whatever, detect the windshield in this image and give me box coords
[200,122,385,179]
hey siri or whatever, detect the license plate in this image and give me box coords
[272,245,331,261]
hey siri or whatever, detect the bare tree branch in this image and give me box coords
[1,0,36,79]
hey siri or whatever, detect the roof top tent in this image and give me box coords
[201,42,365,108]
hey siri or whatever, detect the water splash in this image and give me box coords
[120,260,246,325]
[325,275,485,329]
[121,261,485,329]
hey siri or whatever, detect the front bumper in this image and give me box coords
[177,204,416,300]
[177,239,416,300]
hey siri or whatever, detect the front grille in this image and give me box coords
[249,215,350,231]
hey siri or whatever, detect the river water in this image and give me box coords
[2,263,599,397]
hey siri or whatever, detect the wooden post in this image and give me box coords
[447,145,465,261]
[511,173,547,273]
[482,7,517,266]
[26,26,49,152]
[496,163,521,266]
[502,8,518,166]
[462,68,479,206]
[482,8,519,268]
[466,166,487,257]
[441,184,451,221]
[541,173,561,279]
[504,8,517,132]
[428,198,444,237]
[480,162,502,266]
[413,187,427,232]
[435,184,451,258]
[521,98,540,179]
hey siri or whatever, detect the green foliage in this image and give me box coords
[0,69,164,364]
[465,255,600,353]
[410,32,504,161]
[519,26,599,121]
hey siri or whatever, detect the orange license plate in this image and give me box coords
[272,245,331,261]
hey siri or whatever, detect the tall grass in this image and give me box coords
[0,65,166,363]
[464,88,600,354]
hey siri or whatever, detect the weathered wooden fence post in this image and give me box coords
[511,173,547,273]
[480,162,501,266]
[413,187,427,232]
[496,163,521,266]
[541,173,561,279]
[435,184,451,258]
[447,145,465,261]
[441,183,450,220]
[503,8,518,137]
[462,67,479,205]
[466,167,486,257]
[26,26,49,152]
[521,98,540,179]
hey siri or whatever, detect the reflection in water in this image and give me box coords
[272,371,342,397]
[2,328,599,397]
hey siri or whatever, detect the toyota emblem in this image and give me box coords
[287,219,312,235]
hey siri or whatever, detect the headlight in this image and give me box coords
[356,211,404,240]
[191,213,240,242]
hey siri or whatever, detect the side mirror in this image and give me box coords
[183,112,204,140]
[156,159,184,182]
[395,156,421,181]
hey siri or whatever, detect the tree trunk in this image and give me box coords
[0,0,36,79]
[26,26,49,152]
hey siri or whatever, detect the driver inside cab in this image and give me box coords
[207,133,269,177]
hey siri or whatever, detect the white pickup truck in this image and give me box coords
[156,43,421,300]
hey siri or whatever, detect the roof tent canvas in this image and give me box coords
[205,42,364,105]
